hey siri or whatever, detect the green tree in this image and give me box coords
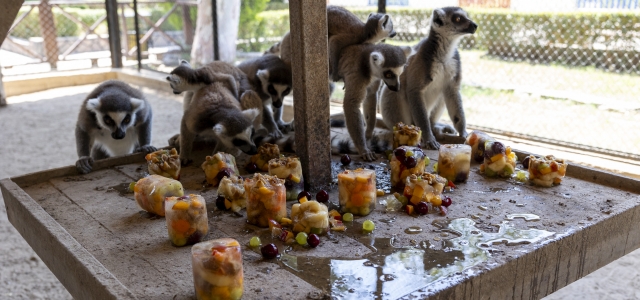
[238,0,270,52]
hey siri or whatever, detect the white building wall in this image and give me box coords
[406,0,457,8]
[511,0,576,11]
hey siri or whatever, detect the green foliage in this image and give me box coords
[10,6,106,39]
[237,0,272,52]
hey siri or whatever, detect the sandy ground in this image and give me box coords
[1,84,640,299]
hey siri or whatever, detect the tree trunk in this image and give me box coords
[191,0,240,66]
[182,5,194,46]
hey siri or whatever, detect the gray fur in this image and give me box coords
[380,7,477,150]
[166,60,251,101]
[237,54,293,137]
[75,80,156,174]
[337,43,409,161]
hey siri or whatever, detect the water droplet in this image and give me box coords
[434,237,441,241]
[363,261,374,267]
[404,226,423,234]
[478,206,488,211]
[516,203,525,207]
[380,217,397,224]
[440,232,449,237]
[505,213,541,221]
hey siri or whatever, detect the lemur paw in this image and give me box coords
[433,123,457,138]
[75,156,94,174]
[135,145,157,154]
[270,129,284,140]
[422,139,440,150]
[277,121,294,134]
[168,134,180,149]
[459,130,469,139]
[361,151,377,162]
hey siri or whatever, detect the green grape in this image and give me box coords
[343,213,354,222]
[424,157,430,166]
[363,220,375,232]
[406,150,414,157]
[515,170,528,182]
[433,162,438,172]
[128,182,136,191]
[249,236,261,247]
[296,232,308,245]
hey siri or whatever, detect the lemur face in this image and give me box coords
[257,69,291,108]
[166,74,189,94]
[212,109,260,155]
[431,7,478,36]
[370,51,406,92]
[367,13,397,42]
[167,60,199,94]
[86,97,144,140]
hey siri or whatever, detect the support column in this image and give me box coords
[38,0,59,69]
[0,68,6,107]
[289,1,331,191]
[105,0,122,68]
[378,0,386,13]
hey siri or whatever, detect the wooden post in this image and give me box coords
[38,0,59,69]
[289,0,331,191]
[182,5,194,46]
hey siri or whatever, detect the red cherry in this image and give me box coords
[341,154,352,165]
[316,190,329,203]
[415,201,429,215]
[298,191,312,201]
[441,196,452,207]
[261,243,279,259]
[245,162,259,173]
[307,234,320,248]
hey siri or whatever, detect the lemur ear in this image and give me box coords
[368,12,374,18]
[86,98,101,112]
[370,52,385,67]
[130,98,145,112]
[242,108,261,122]
[432,9,445,27]
[400,46,413,58]
[179,59,191,67]
[379,15,390,29]
[213,124,226,135]
[256,69,269,83]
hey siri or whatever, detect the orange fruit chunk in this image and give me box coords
[171,219,191,233]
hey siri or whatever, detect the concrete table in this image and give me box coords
[2,145,640,299]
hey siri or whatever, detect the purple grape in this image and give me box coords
[316,190,329,203]
[261,243,279,259]
[394,148,407,161]
[215,195,227,210]
[416,201,429,215]
[455,172,468,182]
[307,234,320,248]
[341,154,352,165]
[521,156,531,169]
[491,142,506,155]
[245,162,258,173]
[441,196,452,207]
[404,156,417,168]
[216,168,232,182]
[298,191,311,201]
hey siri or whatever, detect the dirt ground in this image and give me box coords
[1,84,639,299]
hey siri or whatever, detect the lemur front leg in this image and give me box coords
[429,99,456,138]
[262,103,283,139]
[344,81,377,161]
[75,126,95,174]
[363,80,382,139]
[407,87,440,150]
[134,116,157,154]
[444,84,468,139]
[179,119,197,166]
[274,106,294,133]
[182,91,194,111]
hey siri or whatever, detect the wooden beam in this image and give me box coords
[289,0,331,191]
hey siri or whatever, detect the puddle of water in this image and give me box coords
[379,217,397,224]
[505,213,541,222]
[404,226,423,234]
[280,218,555,299]
[106,183,133,196]
[473,187,520,194]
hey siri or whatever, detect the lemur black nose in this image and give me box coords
[272,100,283,108]
[173,91,181,95]
[469,22,478,34]
[389,31,397,38]
[245,146,258,155]
[112,130,125,140]
[166,76,170,81]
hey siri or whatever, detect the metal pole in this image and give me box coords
[378,0,386,13]
[105,0,122,68]
[289,0,331,191]
[212,0,219,60]
[133,0,142,70]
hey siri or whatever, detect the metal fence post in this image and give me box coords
[378,0,386,13]
[105,0,122,68]
[0,68,6,107]
[212,0,219,61]
[133,0,142,70]
[38,0,59,69]
[289,0,331,191]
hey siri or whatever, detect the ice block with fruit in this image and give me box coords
[268,156,304,201]
[290,198,329,234]
[437,144,471,183]
[201,152,240,187]
[165,194,208,246]
[465,130,496,163]
[134,175,184,216]
[145,148,181,179]
[217,175,247,213]
[480,141,517,178]
[245,174,287,227]
[389,146,427,188]
[192,238,243,300]
[250,143,280,172]
[403,172,448,207]
[393,122,422,148]
[527,155,568,187]
[337,168,376,216]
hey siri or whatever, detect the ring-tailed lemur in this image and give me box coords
[380,7,477,150]
[237,54,293,136]
[75,80,156,174]
[179,80,261,165]
[337,43,411,161]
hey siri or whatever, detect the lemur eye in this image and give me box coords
[385,73,393,78]
[123,114,131,124]
[268,85,277,95]
[282,88,291,96]
[103,116,114,125]
[455,17,461,22]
